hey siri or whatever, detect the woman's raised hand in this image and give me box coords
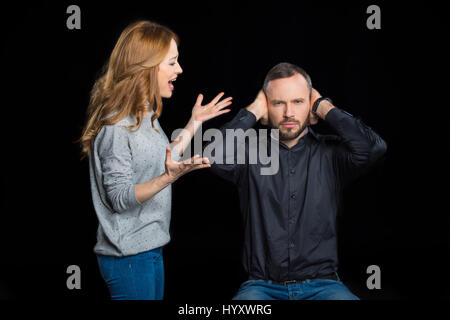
[163,147,211,183]
[191,92,232,123]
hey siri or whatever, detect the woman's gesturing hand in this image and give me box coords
[191,92,232,123]
[163,146,211,183]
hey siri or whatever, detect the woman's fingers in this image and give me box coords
[200,92,232,109]
[182,154,199,164]
[183,154,209,165]
[187,160,211,170]
[200,108,232,122]
[192,92,232,123]
[215,96,233,105]
[214,98,233,110]
[215,109,231,116]
[201,157,210,164]
[208,92,225,106]
[195,93,204,107]
[190,163,211,171]
[192,156,209,164]
[165,146,173,163]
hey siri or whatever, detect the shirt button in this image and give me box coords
[290,169,295,174]
[289,243,294,248]
[291,194,296,199]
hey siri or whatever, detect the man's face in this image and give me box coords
[266,74,311,142]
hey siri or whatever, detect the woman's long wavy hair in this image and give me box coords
[79,20,179,159]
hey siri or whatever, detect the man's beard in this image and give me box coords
[274,114,310,142]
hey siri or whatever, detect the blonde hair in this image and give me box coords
[78,20,179,159]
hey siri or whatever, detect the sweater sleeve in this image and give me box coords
[97,124,142,213]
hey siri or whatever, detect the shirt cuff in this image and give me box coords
[324,107,353,128]
[227,108,257,130]
[132,184,143,205]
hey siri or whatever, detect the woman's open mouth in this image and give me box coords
[168,77,176,91]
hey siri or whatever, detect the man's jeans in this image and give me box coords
[96,247,164,300]
[232,275,359,300]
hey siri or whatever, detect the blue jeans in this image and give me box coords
[96,247,164,300]
[232,274,359,300]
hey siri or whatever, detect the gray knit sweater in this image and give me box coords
[88,110,180,257]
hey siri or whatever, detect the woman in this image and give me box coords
[79,20,232,300]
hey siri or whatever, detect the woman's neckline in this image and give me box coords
[143,109,154,118]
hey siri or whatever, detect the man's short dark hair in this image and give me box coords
[262,62,312,97]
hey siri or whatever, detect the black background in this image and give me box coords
[1,0,449,303]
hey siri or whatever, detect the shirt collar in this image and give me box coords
[270,126,318,149]
[270,126,309,141]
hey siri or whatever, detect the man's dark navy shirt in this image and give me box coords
[208,107,387,282]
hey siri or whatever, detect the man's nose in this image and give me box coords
[285,103,295,118]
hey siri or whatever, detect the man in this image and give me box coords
[207,62,387,300]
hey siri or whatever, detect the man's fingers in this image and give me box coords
[256,90,266,98]
[311,88,322,101]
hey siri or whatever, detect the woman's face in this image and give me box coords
[158,38,183,98]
